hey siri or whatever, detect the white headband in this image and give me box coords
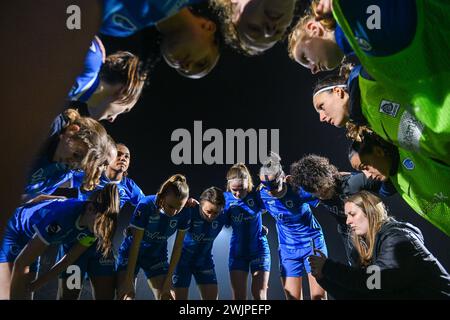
[227,178,248,186]
[313,85,347,98]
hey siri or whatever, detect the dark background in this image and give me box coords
[36,27,450,300]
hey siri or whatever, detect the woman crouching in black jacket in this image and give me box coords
[308,191,450,299]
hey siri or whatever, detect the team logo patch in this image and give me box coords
[246,198,255,207]
[134,210,142,220]
[45,222,62,235]
[356,37,372,51]
[379,100,400,117]
[76,233,89,241]
[285,200,294,209]
[10,244,21,256]
[172,275,179,284]
[112,14,138,32]
[169,220,178,228]
[211,221,219,229]
[402,158,415,170]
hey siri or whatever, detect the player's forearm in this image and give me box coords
[163,231,185,290]
[10,265,31,299]
[126,230,143,281]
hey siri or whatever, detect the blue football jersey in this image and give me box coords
[101,0,205,37]
[68,37,104,102]
[11,199,95,246]
[123,195,191,256]
[24,162,76,200]
[224,191,269,258]
[182,204,227,260]
[74,172,145,209]
[259,184,323,249]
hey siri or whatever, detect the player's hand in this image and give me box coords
[315,0,333,21]
[118,280,135,300]
[308,249,327,279]
[185,197,199,208]
[159,290,174,300]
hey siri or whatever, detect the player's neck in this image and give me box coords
[106,168,123,182]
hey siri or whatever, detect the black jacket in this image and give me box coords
[320,173,396,264]
[318,220,450,299]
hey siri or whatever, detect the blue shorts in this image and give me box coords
[116,246,168,280]
[58,242,116,279]
[229,251,271,273]
[279,236,328,278]
[173,264,217,288]
[0,218,39,273]
[172,249,217,288]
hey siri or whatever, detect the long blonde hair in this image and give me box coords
[64,109,116,191]
[345,191,390,267]
[92,183,120,257]
[226,163,254,193]
[288,0,336,59]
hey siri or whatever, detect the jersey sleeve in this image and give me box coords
[49,113,68,138]
[24,164,73,200]
[129,200,150,230]
[297,187,320,208]
[128,179,145,207]
[68,37,104,101]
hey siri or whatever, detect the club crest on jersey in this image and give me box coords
[246,198,255,207]
[10,244,21,255]
[112,14,138,33]
[402,158,415,170]
[356,36,372,52]
[45,222,62,235]
[76,233,89,241]
[379,100,400,117]
[170,220,178,228]
[211,220,219,229]
[134,210,142,220]
[285,200,294,209]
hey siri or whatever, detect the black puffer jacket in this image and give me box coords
[318,219,450,299]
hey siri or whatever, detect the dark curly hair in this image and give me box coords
[289,154,340,194]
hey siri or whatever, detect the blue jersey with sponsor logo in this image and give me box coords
[224,191,269,258]
[73,172,145,209]
[101,0,205,37]
[259,184,323,249]
[9,199,94,246]
[181,204,227,263]
[68,37,104,102]
[123,195,191,257]
[24,162,76,200]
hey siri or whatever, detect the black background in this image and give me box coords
[36,26,450,300]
